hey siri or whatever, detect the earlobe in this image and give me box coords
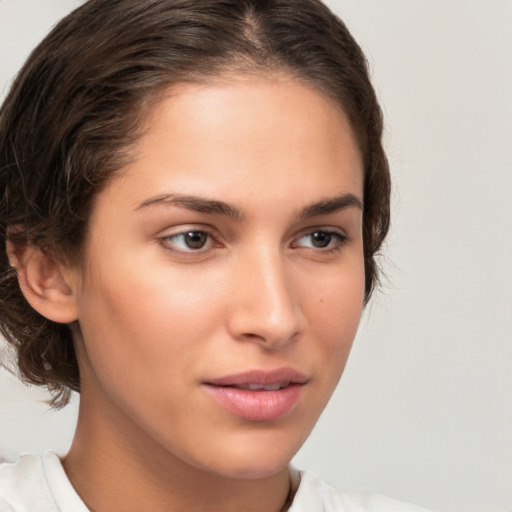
[6,240,79,324]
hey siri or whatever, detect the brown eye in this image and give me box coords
[293,230,347,250]
[161,231,213,252]
[310,231,333,248]
[183,231,208,249]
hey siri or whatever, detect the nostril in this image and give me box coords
[242,332,263,340]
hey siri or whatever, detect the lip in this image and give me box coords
[203,368,308,422]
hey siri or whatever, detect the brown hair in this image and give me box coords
[0,0,390,407]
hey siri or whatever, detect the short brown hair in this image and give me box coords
[0,0,390,407]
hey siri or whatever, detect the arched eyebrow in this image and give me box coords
[135,194,242,219]
[135,192,363,219]
[297,193,363,219]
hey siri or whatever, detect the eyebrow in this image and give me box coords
[297,193,363,219]
[135,192,363,220]
[135,194,242,219]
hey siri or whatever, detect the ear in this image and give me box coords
[6,240,79,324]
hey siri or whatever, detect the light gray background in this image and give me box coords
[1,1,511,511]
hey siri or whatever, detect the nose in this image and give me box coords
[226,246,305,349]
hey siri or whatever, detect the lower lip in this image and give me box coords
[203,384,303,422]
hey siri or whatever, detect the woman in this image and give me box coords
[0,0,430,510]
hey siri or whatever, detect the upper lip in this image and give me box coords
[204,367,308,387]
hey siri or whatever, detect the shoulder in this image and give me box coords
[0,452,88,512]
[0,453,52,511]
[289,470,432,512]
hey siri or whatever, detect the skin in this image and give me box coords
[16,75,365,511]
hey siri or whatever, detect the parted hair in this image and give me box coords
[0,0,390,407]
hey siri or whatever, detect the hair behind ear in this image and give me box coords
[1,238,80,407]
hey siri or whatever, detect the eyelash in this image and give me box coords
[159,228,347,255]
[160,230,217,253]
[292,230,347,252]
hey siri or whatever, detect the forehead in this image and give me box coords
[92,76,363,222]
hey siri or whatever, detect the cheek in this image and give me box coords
[76,257,227,382]
[301,258,365,366]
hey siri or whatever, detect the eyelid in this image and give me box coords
[290,227,348,250]
[156,224,349,255]
[158,225,220,254]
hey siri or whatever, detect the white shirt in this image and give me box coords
[0,452,431,511]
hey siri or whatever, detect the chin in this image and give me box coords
[194,429,306,480]
[209,455,291,481]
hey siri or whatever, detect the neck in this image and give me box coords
[62,392,292,512]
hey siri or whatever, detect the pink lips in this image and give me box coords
[203,368,307,422]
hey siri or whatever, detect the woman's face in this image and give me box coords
[71,76,365,479]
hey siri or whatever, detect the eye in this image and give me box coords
[160,230,213,253]
[292,230,347,251]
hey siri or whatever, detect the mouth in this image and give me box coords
[203,368,308,422]
[225,382,292,391]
